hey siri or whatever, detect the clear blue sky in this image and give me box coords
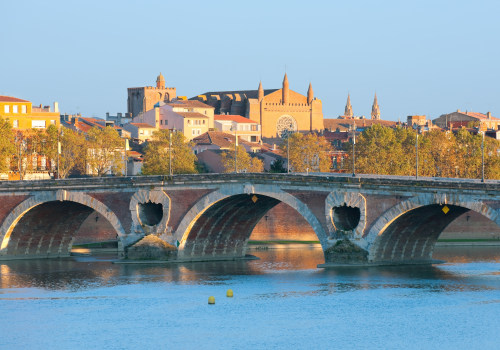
[2,0,499,121]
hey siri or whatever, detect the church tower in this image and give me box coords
[282,73,289,105]
[307,82,314,104]
[345,94,353,118]
[371,93,380,120]
[156,72,165,89]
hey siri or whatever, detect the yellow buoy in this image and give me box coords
[226,289,233,297]
[208,296,215,304]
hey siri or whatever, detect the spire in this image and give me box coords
[371,93,380,120]
[258,81,264,102]
[282,73,289,105]
[307,82,314,104]
[344,94,353,118]
[156,72,165,89]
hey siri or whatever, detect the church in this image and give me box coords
[127,73,177,118]
[191,74,324,138]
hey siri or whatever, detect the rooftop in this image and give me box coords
[0,96,30,103]
[215,114,258,124]
[167,100,213,109]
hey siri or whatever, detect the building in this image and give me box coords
[106,112,132,126]
[371,94,380,120]
[407,115,427,127]
[133,100,214,140]
[122,123,157,143]
[127,73,177,118]
[434,110,500,130]
[0,96,60,130]
[214,114,261,142]
[191,74,324,138]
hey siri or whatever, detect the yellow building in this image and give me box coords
[192,74,324,138]
[0,96,60,130]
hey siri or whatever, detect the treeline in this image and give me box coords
[346,124,500,179]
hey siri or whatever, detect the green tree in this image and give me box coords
[86,127,124,176]
[142,130,197,175]
[58,128,87,178]
[221,144,264,173]
[281,133,332,173]
[0,118,15,173]
[269,158,286,173]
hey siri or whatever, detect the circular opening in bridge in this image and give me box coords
[138,201,163,226]
[332,205,360,231]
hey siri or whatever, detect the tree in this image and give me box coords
[281,133,332,172]
[58,128,87,178]
[141,130,198,175]
[269,158,286,173]
[0,118,15,173]
[86,127,124,176]
[220,144,264,173]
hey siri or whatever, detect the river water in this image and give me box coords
[1,246,499,349]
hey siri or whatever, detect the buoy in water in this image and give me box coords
[208,296,215,304]
[226,289,233,297]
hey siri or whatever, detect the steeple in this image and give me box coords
[258,81,264,102]
[371,93,380,120]
[307,82,314,104]
[156,72,165,89]
[344,94,353,118]
[282,73,289,105]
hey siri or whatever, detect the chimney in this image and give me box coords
[487,111,491,119]
[54,102,59,113]
[272,144,276,150]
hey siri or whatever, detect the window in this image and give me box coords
[203,120,206,125]
[160,120,163,125]
[50,120,56,125]
[32,120,46,128]
[12,105,18,113]
[21,105,27,113]
[4,105,9,113]
[13,120,18,128]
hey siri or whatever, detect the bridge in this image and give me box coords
[0,173,498,266]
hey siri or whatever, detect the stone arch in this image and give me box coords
[0,190,127,258]
[129,189,170,236]
[365,193,499,263]
[172,183,328,260]
[325,191,366,239]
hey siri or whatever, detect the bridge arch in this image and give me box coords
[0,190,127,259]
[365,193,499,263]
[325,191,366,239]
[173,183,328,260]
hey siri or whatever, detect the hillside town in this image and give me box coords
[1,72,499,180]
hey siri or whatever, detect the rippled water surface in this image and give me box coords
[1,246,499,349]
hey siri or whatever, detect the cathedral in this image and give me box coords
[127,73,177,118]
[191,74,324,138]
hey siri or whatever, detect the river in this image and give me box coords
[0,246,499,349]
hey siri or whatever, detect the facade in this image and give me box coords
[407,115,427,127]
[0,96,60,130]
[127,73,177,118]
[122,122,157,143]
[133,100,214,140]
[191,74,324,138]
[433,110,500,130]
[214,114,261,142]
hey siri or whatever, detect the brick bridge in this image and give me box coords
[0,174,499,266]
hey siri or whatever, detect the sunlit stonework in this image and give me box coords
[277,115,297,137]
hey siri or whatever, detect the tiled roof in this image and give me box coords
[192,89,278,101]
[0,96,29,103]
[176,112,209,119]
[214,115,258,124]
[167,100,213,109]
[130,122,156,128]
[465,112,500,121]
[192,131,237,149]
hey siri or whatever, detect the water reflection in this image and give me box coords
[0,246,498,293]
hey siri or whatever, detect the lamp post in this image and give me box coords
[287,130,290,173]
[351,123,356,177]
[234,125,238,173]
[169,129,172,176]
[481,131,485,182]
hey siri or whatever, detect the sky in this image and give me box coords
[1,0,499,121]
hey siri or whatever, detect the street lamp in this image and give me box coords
[169,129,173,176]
[415,127,419,180]
[351,123,356,177]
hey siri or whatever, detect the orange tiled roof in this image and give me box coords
[214,115,258,124]
[0,96,30,103]
[167,100,214,109]
[193,131,237,149]
[176,112,209,119]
